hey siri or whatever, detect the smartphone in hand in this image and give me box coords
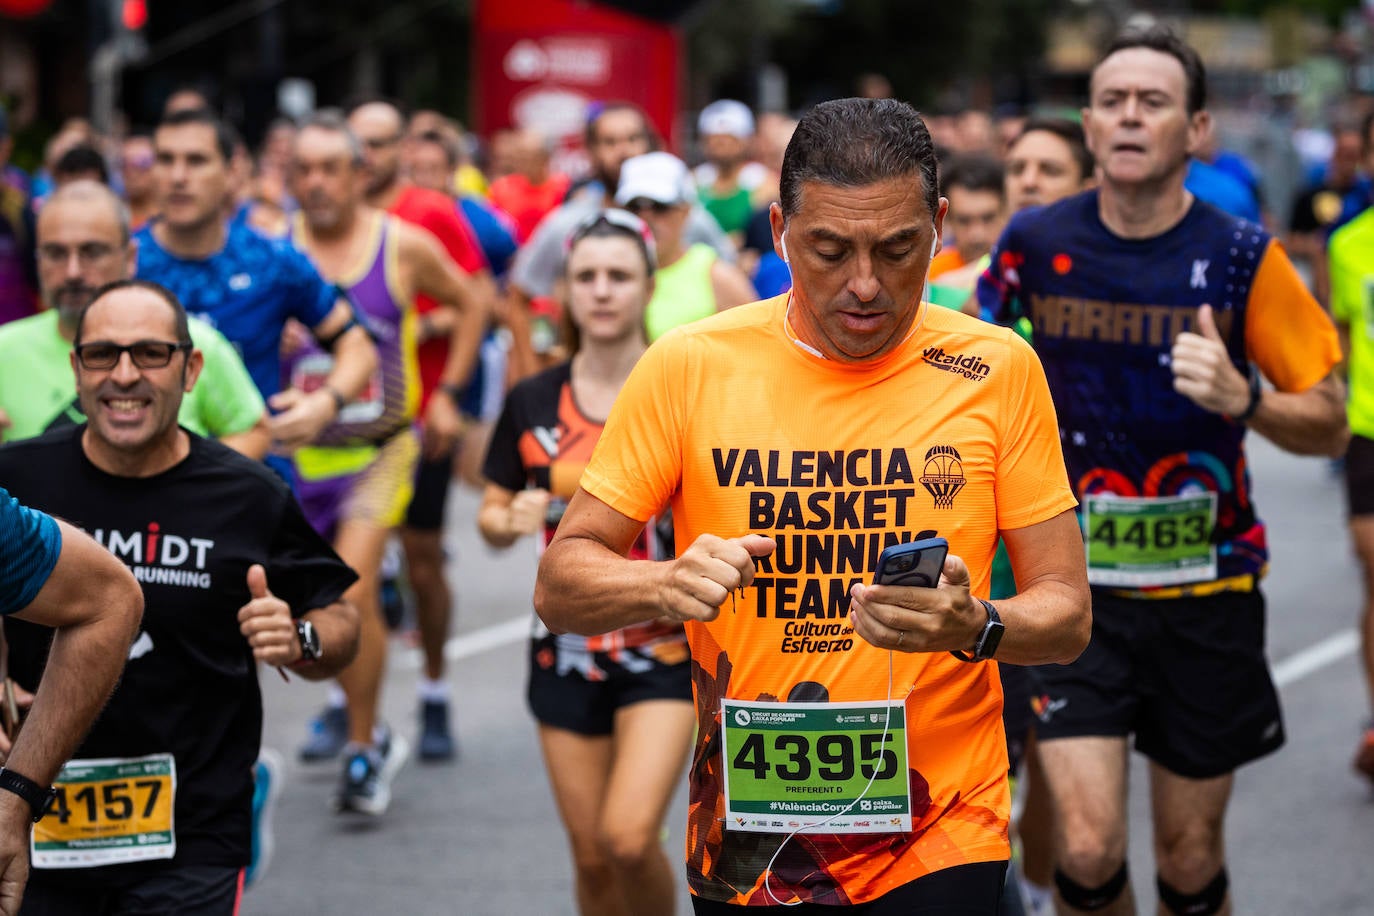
[873,537,949,589]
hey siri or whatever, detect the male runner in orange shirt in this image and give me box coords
[536,98,1090,913]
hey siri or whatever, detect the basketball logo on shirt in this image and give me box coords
[919,446,966,509]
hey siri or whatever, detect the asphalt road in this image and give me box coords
[246,434,1371,916]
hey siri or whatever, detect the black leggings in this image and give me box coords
[690,860,1009,914]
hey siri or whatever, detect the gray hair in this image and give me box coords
[42,180,132,244]
[301,109,366,165]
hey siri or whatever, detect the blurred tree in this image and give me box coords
[685,0,1068,114]
[1214,0,1360,26]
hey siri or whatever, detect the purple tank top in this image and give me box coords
[284,213,416,445]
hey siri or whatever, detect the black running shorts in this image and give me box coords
[1032,589,1284,779]
[689,860,1008,914]
[527,636,692,736]
[1346,434,1374,517]
[23,864,243,916]
[998,661,1043,777]
[404,451,454,531]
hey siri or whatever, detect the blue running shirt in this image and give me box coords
[135,220,339,402]
[977,191,1340,595]
[0,486,61,614]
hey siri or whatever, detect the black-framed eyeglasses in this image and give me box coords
[74,340,192,370]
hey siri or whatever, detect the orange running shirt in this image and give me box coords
[579,293,1077,905]
[926,247,967,280]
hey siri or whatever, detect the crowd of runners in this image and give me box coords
[0,19,1372,916]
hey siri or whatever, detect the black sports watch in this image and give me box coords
[951,599,1005,662]
[295,619,322,663]
[0,767,56,822]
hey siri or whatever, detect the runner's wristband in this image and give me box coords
[0,767,56,822]
[1233,365,1262,424]
[322,384,347,416]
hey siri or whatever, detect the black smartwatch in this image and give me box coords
[295,619,322,663]
[1232,363,1262,424]
[440,382,466,404]
[951,599,1005,662]
[0,767,56,822]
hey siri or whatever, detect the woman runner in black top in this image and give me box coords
[479,211,694,916]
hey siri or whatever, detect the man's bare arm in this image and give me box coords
[268,301,379,450]
[291,602,360,680]
[847,509,1090,666]
[535,488,774,636]
[5,520,143,786]
[311,301,378,403]
[406,226,491,391]
[1246,373,1349,457]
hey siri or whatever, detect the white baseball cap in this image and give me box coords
[614,152,695,207]
[698,100,755,139]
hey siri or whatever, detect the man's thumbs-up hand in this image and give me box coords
[1171,304,1253,418]
[238,564,300,666]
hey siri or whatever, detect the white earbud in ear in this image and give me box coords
[780,232,791,267]
[930,235,938,259]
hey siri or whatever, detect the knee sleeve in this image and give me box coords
[1156,868,1228,916]
[1054,862,1128,911]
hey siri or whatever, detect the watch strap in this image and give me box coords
[950,598,1003,663]
[295,619,321,662]
[1231,364,1262,424]
[0,767,55,822]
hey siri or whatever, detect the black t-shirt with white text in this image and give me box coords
[0,426,357,875]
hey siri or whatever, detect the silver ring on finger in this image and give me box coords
[896,630,905,649]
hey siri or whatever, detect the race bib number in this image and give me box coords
[1084,494,1216,588]
[721,699,911,834]
[32,754,176,868]
[291,353,383,424]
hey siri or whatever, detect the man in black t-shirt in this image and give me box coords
[0,279,360,914]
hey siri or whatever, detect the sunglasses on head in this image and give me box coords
[624,198,675,215]
[564,208,658,270]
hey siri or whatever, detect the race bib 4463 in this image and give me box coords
[1084,494,1216,588]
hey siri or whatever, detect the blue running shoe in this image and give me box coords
[333,727,409,816]
[418,698,456,762]
[246,748,284,887]
[298,705,348,762]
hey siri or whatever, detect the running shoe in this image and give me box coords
[298,705,348,763]
[381,574,407,631]
[333,727,410,816]
[418,698,456,762]
[1354,726,1374,784]
[246,747,284,888]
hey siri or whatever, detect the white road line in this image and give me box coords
[394,619,1362,688]
[1273,628,1360,688]
[394,616,529,671]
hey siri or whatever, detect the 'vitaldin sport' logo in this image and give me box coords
[921,347,990,381]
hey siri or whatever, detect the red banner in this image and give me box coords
[472,0,680,178]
